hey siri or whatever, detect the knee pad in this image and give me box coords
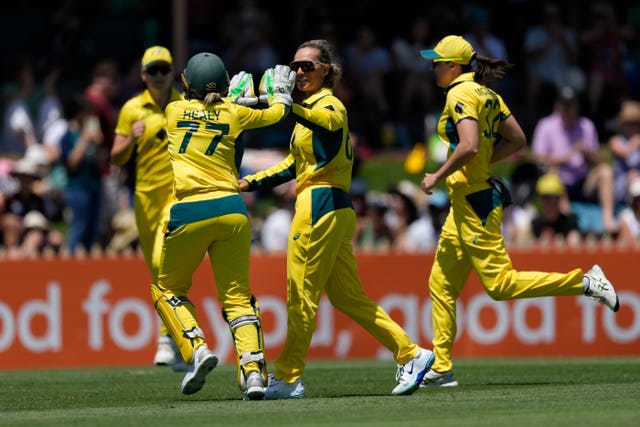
[150,283,204,364]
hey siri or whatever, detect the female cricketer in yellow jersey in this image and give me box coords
[150,52,296,399]
[239,39,434,398]
[112,46,185,370]
[419,35,620,388]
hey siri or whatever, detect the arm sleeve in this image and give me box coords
[237,102,289,130]
[291,98,344,132]
[114,101,135,136]
[242,153,296,191]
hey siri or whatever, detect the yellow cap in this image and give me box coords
[420,35,476,65]
[536,173,564,196]
[141,46,173,70]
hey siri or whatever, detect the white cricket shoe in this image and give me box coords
[243,371,266,401]
[264,374,305,399]
[154,335,177,366]
[154,335,187,372]
[420,369,459,387]
[181,346,218,395]
[391,347,435,396]
[584,264,620,312]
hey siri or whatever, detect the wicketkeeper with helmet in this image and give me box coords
[150,52,295,399]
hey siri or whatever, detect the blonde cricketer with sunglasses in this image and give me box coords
[238,39,435,398]
[112,46,185,370]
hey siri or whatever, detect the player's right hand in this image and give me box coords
[228,71,259,106]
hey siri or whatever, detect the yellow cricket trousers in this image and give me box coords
[274,187,419,383]
[429,184,584,372]
[135,189,173,336]
[157,195,262,373]
[134,188,173,280]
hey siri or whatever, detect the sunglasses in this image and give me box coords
[289,60,323,72]
[146,65,172,76]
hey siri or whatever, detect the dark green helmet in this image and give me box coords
[182,52,229,95]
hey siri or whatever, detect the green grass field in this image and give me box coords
[1,358,638,427]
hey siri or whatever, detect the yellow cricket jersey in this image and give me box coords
[243,88,353,196]
[165,98,288,201]
[115,87,183,192]
[438,72,511,189]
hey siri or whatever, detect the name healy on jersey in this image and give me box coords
[182,109,220,121]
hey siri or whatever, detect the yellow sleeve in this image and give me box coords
[235,102,289,130]
[291,97,345,132]
[115,98,139,136]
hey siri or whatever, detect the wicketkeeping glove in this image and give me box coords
[228,71,259,106]
[259,65,296,106]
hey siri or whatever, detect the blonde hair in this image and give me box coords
[296,39,342,89]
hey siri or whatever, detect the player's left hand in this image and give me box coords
[421,173,438,194]
[259,65,296,106]
[228,71,259,106]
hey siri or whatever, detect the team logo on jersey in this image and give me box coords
[293,232,300,240]
[455,102,464,114]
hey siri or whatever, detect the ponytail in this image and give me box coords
[461,54,513,85]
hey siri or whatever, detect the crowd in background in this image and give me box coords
[1,0,640,259]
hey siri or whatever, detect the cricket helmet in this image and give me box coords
[182,52,229,95]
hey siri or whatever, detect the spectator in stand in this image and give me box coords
[385,184,419,252]
[60,94,106,253]
[1,60,39,158]
[608,100,640,207]
[502,161,542,248]
[617,177,640,247]
[35,68,63,143]
[531,86,617,236]
[390,15,436,143]
[352,186,393,253]
[579,2,635,121]
[522,2,584,122]
[0,157,63,258]
[531,173,582,248]
[84,59,120,249]
[405,189,449,253]
[463,6,510,93]
[260,180,295,253]
[343,25,393,148]
[221,1,279,77]
[463,6,507,60]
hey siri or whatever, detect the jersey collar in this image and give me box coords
[300,87,332,107]
[444,72,475,94]
[142,87,183,108]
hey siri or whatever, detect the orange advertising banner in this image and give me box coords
[0,250,638,370]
